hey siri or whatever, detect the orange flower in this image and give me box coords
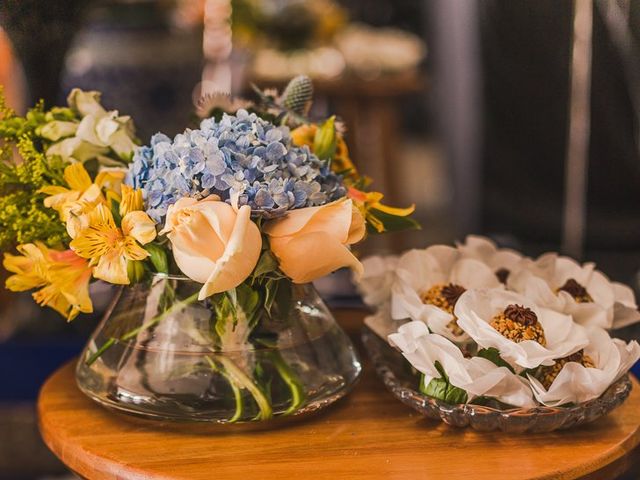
[264,198,365,283]
[3,243,93,320]
[160,196,262,299]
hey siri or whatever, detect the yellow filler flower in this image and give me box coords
[70,202,156,284]
[3,243,93,321]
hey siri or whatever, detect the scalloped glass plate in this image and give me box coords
[362,327,632,433]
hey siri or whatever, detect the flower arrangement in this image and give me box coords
[358,236,640,409]
[0,77,417,421]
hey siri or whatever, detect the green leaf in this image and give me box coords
[226,287,238,309]
[213,293,236,339]
[110,197,123,227]
[477,347,515,373]
[313,116,337,161]
[144,243,169,274]
[45,106,76,122]
[419,361,468,405]
[273,279,293,317]
[366,207,421,234]
[236,283,261,326]
[252,249,279,279]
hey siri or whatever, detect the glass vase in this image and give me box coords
[75,275,362,424]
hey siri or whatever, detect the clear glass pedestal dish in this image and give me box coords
[362,327,632,433]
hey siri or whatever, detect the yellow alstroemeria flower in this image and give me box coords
[347,187,415,233]
[70,203,156,285]
[39,162,101,222]
[3,244,48,291]
[40,163,129,238]
[3,243,93,321]
[95,168,127,200]
[290,123,358,182]
[119,184,144,217]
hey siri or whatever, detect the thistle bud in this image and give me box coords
[281,75,314,116]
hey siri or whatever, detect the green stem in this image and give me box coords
[205,356,244,423]
[85,338,116,366]
[216,356,273,421]
[204,356,244,423]
[269,351,306,415]
[85,292,200,366]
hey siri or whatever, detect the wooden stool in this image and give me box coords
[39,310,640,480]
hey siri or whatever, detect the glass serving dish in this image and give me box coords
[361,327,632,433]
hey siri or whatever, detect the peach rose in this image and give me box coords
[263,198,366,283]
[160,196,262,299]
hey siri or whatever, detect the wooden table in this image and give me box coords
[38,310,640,480]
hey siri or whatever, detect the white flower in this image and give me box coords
[389,321,536,407]
[46,137,107,163]
[76,110,137,160]
[357,254,399,308]
[611,282,640,329]
[38,121,78,141]
[391,246,502,343]
[44,89,137,165]
[528,326,640,406]
[456,235,526,284]
[509,254,640,329]
[455,289,589,370]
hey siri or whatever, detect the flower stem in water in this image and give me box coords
[216,355,273,420]
[204,356,244,423]
[268,351,306,415]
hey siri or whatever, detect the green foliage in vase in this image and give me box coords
[0,89,69,250]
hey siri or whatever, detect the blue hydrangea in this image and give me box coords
[126,110,346,223]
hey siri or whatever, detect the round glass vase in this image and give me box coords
[75,275,362,424]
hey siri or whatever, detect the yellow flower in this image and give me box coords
[290,123,358,182]
[40,162,106,240]
[40,163,129,238]
[348,187,415,233]
[290,123,316,148]
[95,168,127,197]
[3,244,48,291]
[119,184,144,217]
[70,203,156,284]
[39,162,100,221]
[3,243,93,321]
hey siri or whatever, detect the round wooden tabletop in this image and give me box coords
[39,310,640,480]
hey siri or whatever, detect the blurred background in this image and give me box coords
[1,0,640,478]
